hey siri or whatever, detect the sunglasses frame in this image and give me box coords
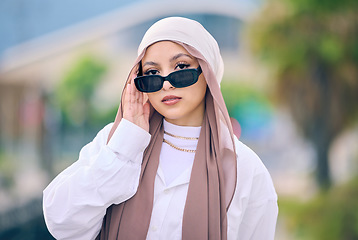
[134,66,202,93]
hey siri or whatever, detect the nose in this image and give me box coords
[162,79,174,91]
[160,68,175,91]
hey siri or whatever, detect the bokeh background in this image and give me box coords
[0,0,357,239]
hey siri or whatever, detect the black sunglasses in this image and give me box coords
[134,66,202,93]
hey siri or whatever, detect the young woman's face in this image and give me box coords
[142,41,207,126]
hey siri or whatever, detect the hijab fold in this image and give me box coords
[96,17,237,240]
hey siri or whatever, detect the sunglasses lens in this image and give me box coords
[134,67,201,93]
[170,70,197,88]
[135,76,163,93]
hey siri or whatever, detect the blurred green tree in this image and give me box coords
[249,0,358,189]
[280,176,358,239]
[55,55,107,130]
[221,81,273,139]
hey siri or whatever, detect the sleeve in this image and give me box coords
[43,119,151,240]
[229,139,278,240]
[236,167,278,240]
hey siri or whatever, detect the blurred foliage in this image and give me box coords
[221,81,271,115]
[89,105,118,127]
[221,81,273,139]
[280,176,358,240]
[248,0,358,188]
[0,214,54,240]
[54,54,110,129]
[0,152,16,190]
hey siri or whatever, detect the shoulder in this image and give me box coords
[234,137,267,177]
[232,136,277,204]
[228,139,278,239]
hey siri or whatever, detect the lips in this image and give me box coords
[162,95,182,105]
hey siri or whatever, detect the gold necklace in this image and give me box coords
[163,139,196,153]
[164,131,199,140]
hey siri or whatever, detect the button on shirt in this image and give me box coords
[43,119,278,240]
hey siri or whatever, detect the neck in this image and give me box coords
[164,106,205,126]
[163,119,201,138]
[164,118,202,127]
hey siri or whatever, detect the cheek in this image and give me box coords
[195,77,208,98]
[147,93,159,106]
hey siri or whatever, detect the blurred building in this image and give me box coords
[3,2,357,239]
[0,0,260,237]
[0,0,257,165]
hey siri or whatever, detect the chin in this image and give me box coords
[161,112,185,122]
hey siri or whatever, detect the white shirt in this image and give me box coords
[147,120,199,240]
[159,119,200,185]
[43,119,278,240]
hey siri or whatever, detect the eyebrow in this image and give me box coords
[142,53,193,68]
[170,53,193,62]
[142,61,159,68]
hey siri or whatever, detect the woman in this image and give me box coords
[43,17,278,240]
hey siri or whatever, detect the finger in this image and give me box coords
[130,64,140,103]
[143,101,150,120]
[123,82,128,104]
[130,75,140,103]
[131,83,137,111]
[138,92,144,115]
[142,93,148,105]
[134,88,142,116]
[128,74,134,84]
[129,81,135,106]
[125,82,131,109]
[129,69,137,84]
[122,84,129,119]
[135,84,141,104]
[131,81,140,116]
[138,89,143,104]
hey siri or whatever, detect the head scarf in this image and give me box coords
[96,17,237,240]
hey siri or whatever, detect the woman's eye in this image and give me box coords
[176,63,190,70]
[144,69,159,75]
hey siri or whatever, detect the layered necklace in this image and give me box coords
[163,131,199,153]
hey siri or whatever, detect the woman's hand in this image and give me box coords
[122,73,150,132]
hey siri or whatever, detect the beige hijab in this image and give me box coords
[96,17,237,240]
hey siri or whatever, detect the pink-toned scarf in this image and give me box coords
[96,17,237,240]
